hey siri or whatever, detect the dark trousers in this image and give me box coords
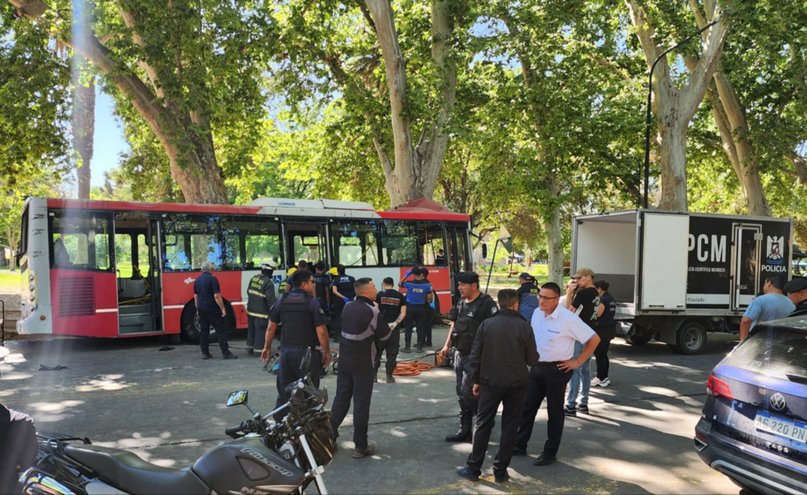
[404,305,427,348]
[331,300,345,339]
[198,310,230,355]
[594,328,614,380]
[515,363,572,457]
[374,328,400,376]
[246,316,268,350]
[330,370,375,450]
[467,385,527,476]
[275,346,322,418]
[0,413,37,494]
[454,352,478,420]
[424,306,433,346]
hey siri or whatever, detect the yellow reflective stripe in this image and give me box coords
[247,310,269,318]
[248,289,265,297]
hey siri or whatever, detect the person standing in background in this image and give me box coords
[564,268,598,415]
[194,261,237,360]
[739,274,795,341]
[399,268,432,353]
[592,280,617,387]
[375,277,407,383]
[245,262,276,357]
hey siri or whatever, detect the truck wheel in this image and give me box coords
[675,320,707,354]
[625,334,651,346]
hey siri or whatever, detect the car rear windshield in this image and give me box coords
[726,326,807,381]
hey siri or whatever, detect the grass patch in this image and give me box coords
[0,268,22,292]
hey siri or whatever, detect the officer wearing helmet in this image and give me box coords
[246,262,277,356]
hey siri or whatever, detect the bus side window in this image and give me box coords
[53,236,70,266]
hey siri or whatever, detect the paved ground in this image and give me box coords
[1,326,739,494]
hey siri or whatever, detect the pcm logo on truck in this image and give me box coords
[688,234,726,263]
[762,235,787,273]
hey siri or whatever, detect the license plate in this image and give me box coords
[754,411,807,444]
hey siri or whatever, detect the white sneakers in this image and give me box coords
[592,377,610,387]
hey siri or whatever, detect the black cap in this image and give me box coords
[519,272,534,281]
[457,271,480,284]
[784,277,807,294]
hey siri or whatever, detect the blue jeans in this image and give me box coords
[566,341,590,407]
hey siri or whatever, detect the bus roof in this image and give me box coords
[43,196,469,221]
[380,198,470,222]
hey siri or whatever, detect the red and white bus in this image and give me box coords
[17,196,472,341]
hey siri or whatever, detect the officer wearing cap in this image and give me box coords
[261,269,331,417]
[440,271,498,442]
[399,267,433,353]
[246,262,277,356]
[517,272,539,321]
[785,277,807,315]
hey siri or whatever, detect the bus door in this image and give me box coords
[418,222,450,314]
[113,213,160,335]
[283,220,328,269]
[445,223,470,304]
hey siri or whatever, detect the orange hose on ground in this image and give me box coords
[393,359,435,376]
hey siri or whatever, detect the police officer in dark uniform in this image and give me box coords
[785,277,807,315]
[375,277,407,383]
[457,289,538,483]
[330,278,392,459]
[312,261,332,331]
[330,264,356,340]
[516,272,539,321]
[399,267,433,353]
[439,271,498,442]
[261,270,331,416]
[246,262,277,356]
[0,403,37,493]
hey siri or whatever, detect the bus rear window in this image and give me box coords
[50,212,112,271]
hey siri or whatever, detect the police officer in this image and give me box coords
[246,262,277,356]
[399,267,433,353]
[312,261,332,332]
[375,277,407,383]
[261,270,331,416]
[439,271,497,442]
[330,278,392,459]
[330,264,356,339]
[516,272,539,321]
[0,403,37,493]
[784,277,807,315]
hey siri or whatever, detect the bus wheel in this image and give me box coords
[181,301,234,344]
[675,320,707,355]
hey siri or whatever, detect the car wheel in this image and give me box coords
[675,320,707,354]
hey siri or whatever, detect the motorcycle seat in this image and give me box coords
[65,444,210,495]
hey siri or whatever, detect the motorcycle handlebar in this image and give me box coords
[225,422,246,438]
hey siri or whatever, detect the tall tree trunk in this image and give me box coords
[365,0,460,206]
[72,57,95,200]
[656,118,689,211]
[684,1,771,216]
[11,0,228,204]
[544,178,564,284]
[626,0,730,212]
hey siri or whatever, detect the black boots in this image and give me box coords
[445,414,472,442]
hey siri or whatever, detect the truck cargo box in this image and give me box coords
[571,210,792,353]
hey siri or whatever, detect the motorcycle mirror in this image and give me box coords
[226,390,248,407]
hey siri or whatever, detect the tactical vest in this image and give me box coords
[247,274,275,318]
[453,294,495,355]
[313,273,330,300]
[518,284,539,321]
[280,292,318,346]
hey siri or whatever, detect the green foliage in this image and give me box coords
[0,4,72,182]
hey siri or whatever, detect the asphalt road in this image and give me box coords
[1,326,739,494]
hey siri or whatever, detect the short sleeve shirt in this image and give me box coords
[377,289,406,324]
[402,280,432,306]
[743,293,795,328]
[194,272,221,313]
[571,287,599,327]
[530,304,596,362]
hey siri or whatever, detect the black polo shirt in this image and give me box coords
[193,272,220,313]
[337,296,389,374]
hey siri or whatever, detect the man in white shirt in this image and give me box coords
[513,281,600,466]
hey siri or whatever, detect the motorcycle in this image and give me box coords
[18,353,335,495]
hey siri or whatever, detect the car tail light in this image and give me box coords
[706,373,733,400]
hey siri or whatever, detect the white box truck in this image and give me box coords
[571,209,793,354]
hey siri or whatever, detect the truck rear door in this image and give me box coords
[640,212,688,310]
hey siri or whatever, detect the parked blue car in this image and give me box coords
[695,316,807,494]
